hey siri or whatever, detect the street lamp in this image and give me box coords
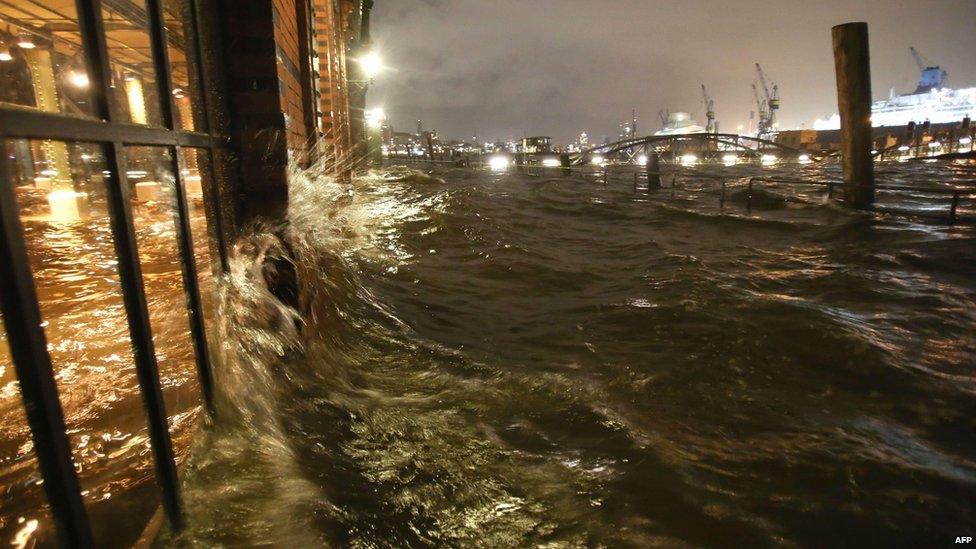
[365,107,385,128]
[358,51,382,79]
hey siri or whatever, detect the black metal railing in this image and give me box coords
[513,163,976,225]
[0,0,228,546]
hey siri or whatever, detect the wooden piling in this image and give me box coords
[560,153,571,176]
[646,152,661,190]
[832,22,874,208]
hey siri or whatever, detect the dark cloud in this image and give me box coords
[370,0,976,144]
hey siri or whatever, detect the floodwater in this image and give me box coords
[2,158,974,547]
[0,166,213,548]
[159,159,976,547]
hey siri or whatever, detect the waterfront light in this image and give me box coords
[722,153,738,166]
[679,153,697,165]
[542,158,560,167]
[636,154,648,165]
[0,48,11,62]
[489,155,509,170]
[591,155,605,165]
[959,137,972,145]
[68,71,89,88]
[359,51,382,78]
[365,107,385,128]
[928,141,941,148]
[47,190,89,221]
[16,33,35,49]
[898,145,910,152]
[798,154,811,164]
[761,154,778,165]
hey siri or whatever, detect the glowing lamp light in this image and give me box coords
[798,154,811,164]
[898,145,910,152]
[359,51,382,78]
[591,155,605,165]
[680,153,698,165]
[959,137,972,145]
[365,107,385,128]
[722,153,738,166]
[16,34,36,49]
[761,154,778,165]
[636,154,648,165]
[489,155,509,170]
[47,190,89,221]
[928,141,941,148]
[542,158,560,167]
[0,49,12,62]
[68,71,89,88]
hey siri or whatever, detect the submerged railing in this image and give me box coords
[513,163,976,226]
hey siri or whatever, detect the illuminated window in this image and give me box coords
[0,2,96,118]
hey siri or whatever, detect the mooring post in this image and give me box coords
[425,133,435,161]
[560,153,571,176]
[832,22,874,208]
[646,152,660,191]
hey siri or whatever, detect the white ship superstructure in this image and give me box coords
[654,112,706,136]
[814,48,974,131]
[815,87,976,130]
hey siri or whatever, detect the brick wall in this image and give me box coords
[219,0,359,222]
[312,0,357,167]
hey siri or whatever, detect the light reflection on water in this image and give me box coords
[161,159,975,547]
[0,181,212,547]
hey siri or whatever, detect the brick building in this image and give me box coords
[221,0,372,222]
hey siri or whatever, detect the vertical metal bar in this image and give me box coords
[747,178,755,211]
[185,0,212,135]
[104,142,184,528]
[171,147,216,410]
[75,0,115,121]
[720,180,726,208]
[168,0,230,274]
[76,0,184,529]
[0,137,95,548]
[147,0,215,410]
[201,148,229,272]
[146,0,177,130]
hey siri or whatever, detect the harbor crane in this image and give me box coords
[754,63,779,136]
[909,46,948,92]
[752,82,770,137]
[701,84,716,133]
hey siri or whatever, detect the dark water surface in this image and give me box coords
[168,161,976,547]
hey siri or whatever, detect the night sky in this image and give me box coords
[369,0,976,145]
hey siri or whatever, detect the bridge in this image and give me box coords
[520,133,809,165]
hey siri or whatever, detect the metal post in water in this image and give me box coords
[646,152,660,190]
[832,22,875,208]
[560,153,571,176]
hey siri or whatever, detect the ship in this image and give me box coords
[814,47,975,130]
[654,111,707,136]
